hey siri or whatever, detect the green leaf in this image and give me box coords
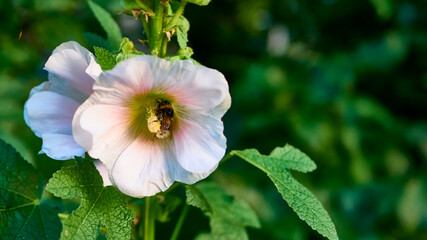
[231,145,339,240]
[115,38,144,63]
[176,16,190,50]
[121,0,140,10]
[165,47,199,65]
[185,185,211,212]
[185,0,211,6]
[121,0,153,12]
[0,139,61,240]
[46,161,135,240]
[94,46,116,71]
[88,0,123,51]
[186,182,260,240]
[240,145,317,173]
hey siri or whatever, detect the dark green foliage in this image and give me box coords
[0,139,61,240]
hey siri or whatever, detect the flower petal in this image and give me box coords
[39,134,85,160]
[110,140,172,197]
[73,103,131,168]
[152,59,230,112]
[110,140,216,197]
[94,56,154,102]
[25,91,79,137]
[174,119,226,174]
[94,160,113,186]
[86,57,103,80]
[44,41,97,96]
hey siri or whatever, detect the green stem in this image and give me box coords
[164,1,187,32]
[144,197,155,240]
[144,197,150,240]
[150,1,165,56]
[141,17,151,41]
[170,204,189,240]
[160,34,168,57]
[136,0,154,15]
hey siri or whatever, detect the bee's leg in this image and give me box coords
[149,119,160,124]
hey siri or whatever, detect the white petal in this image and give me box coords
[174,119,226,174]
[164,147,218,185]
[207,91,232,119]
[44,73,90,103]
[110,140,218,198]
[25,91,79,137]
[52,41,94,61]
[39,134,85,160]
[152,59,230,112]
[110,140,173,197]
[73,103,131,168]
[86,57,103,80]
[94,56,154,100]
[94,161,112,186]
[44,41,97,96]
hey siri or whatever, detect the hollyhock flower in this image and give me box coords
[72,55,231,197]
[24,41,102,160]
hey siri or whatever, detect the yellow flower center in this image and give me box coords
[126,92,180,141]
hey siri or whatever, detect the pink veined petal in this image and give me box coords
[25,91,80,137]
[73,104,131,168]
[44,48,95,96]
[40,134,85,160]
[94,56,154,99]
[110,140,173,197]
[174,119,226,174]
[152,59,229,112]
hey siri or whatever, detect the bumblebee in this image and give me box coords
[154,100,174,139]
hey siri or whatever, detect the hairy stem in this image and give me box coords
[164,1,187,32]
[136,0,154,15]
[150,1,165,56]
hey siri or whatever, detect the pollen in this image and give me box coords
[147,110,161,133]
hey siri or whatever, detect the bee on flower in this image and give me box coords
[72,55,231,197]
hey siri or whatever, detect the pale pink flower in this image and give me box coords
[24,41,102,160]
[94,160,113,186]
[72,56,231,197]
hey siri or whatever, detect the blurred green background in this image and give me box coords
[1,0,426,239]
